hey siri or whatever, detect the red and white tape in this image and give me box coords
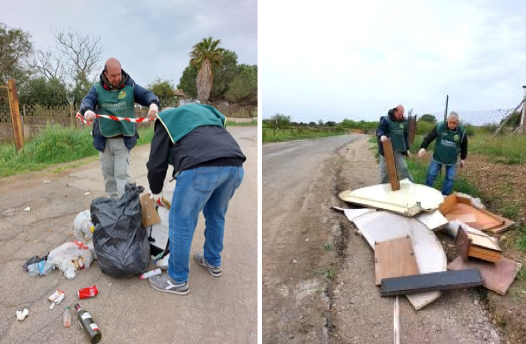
[76,112,155,124]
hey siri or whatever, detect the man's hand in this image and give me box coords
[417,148,426,158]
[407,150,413,158]
[148,103,159,119]
[148,190,161,203]
[460,160,466,169]
[380,135,388,142]
[85,110,96,122]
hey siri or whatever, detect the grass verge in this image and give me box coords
[263,128,347,142]
[0,124,155,177]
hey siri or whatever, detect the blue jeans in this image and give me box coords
[168,166,244,283]
[425,159,457,195]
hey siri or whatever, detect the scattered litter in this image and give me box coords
[28,260,55,276]
[139,269,162,280]
[22,255,46,271]
[48,290,65,309]
[305,238,310,242]
[73,210,95,243]
[16,309,29,321]
[24,207,30,212]
[155,253,170,270]
[44,180,50,183]
[48,241,94,279]
[78,285,98,299]
[63,306,71,328]
[291,259,298,264]
[84,191,91,196]
[75,303,102,343]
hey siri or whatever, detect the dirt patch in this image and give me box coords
[461,153,526,343]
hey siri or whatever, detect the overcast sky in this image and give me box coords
[0,0,257,88]
[261,0,526,124]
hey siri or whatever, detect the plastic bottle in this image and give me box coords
[28,261,55,276]
[63,306,71,328]
[74,303,102,344]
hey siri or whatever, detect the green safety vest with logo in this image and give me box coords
[386,117,408,152]
[94,82,135,137]
[157,104,226,144]
[433,122,465,165]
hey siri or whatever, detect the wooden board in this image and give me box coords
[380,269,483,297]
[407,115,417,146]
[439,194,515,233]
[448,256,522,295]
[381,140,400,191]
[374,237,419,285]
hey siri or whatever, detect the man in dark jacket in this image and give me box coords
[417,111,468,195]
[79,57,159,198]
[376,105,414,183]
[146,104,246,295]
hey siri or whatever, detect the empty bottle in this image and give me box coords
[74,303,102,343]
[63,306,71,328]
[28,261,55,276]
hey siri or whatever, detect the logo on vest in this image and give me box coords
[454,134,460,142]
[118,90,126,99]
[399,124,403,129]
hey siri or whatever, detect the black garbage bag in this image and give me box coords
[91,183,150,277]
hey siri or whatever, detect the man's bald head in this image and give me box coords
[394,105,404,120]
[104,58,122,87]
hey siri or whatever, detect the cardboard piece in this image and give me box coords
[448,256,522,295]
[415,210,448,231]
[456,227,502,263]
[374,237,419,285]
[439,194,515,233]
[140,193,161,227]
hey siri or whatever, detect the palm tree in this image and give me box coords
[189,37,224,103]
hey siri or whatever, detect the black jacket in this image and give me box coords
[146,123,246,194]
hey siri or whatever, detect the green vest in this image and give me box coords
[387,117,407,152]
[94,83,135,137]
[157,104,226,144]
[433,122,465,165]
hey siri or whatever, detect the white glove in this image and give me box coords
[460,160,466,169]
[148,190,161,203]
[380,135,388,142]
[85,110,96,122]
[417,148,426,158]
[148,103,159,119]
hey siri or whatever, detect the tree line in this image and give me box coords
[0,23,256,110]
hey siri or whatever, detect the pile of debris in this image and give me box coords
[335,179,520,311]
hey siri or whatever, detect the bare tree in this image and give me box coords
[52,28,103,83]
[0,23,32,83]
[27,49,65,81]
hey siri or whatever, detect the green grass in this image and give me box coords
[468,134,526,164]
[0,124,155,177]
[263,127,347,142]
[226,120,258,126]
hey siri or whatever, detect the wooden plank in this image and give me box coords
[381,140,400,191]
[407,115,417,146]
[380,269,483,297]
[448,256,522,295]
[7,79,24,152]
[374,237,419,285]
[455,227,501,263]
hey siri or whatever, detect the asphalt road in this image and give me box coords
[0,126,257,344]
[262,135,358,343]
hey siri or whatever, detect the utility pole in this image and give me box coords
[520,86,526,134]
[444,95,449,122]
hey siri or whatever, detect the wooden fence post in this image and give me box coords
[7,79,24,152]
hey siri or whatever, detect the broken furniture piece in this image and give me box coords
[381,140,400,191]
[374,237,419,285]
[344,210,447,310]
[380,268,484,297]
[448,256,522,295]
[456,227,502,263]
[339,180,444,217]
[439,194,515,233]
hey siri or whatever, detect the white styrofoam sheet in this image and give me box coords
[415,210,449,231]
[350,211,447,310]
